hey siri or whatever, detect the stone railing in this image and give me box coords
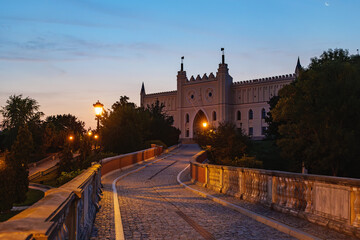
[101,145,163,175]
[0,163,102,240]
[190,151,360,237]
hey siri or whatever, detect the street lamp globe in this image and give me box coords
[93,100,104,117]
[202,122,208,128]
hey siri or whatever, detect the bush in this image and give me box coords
[0,164,15,212]
[56,169,83,186]
[144,140,167,149]
[234,155,263,168]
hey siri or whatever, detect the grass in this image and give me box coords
[0,189,45,222]
[31,170,59,187]
[13,189,44,207]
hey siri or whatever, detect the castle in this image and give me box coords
[140,49,302,141]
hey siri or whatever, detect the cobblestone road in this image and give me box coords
[114,145,295,240]
[92,145,355,240]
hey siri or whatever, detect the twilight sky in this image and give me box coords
[0,0,359,129]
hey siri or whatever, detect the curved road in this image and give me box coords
[114,145,294,240]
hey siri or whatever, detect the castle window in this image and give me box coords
[249,109,253,120]
[262,127,267,135]
[209,92,212,97]
[249,127,253,136]
[261,108,266,119]
[186,114,189,123]
[191,94,194,99]
[186,129,189,137]
[237,111,241,121]
[212,111,216,121]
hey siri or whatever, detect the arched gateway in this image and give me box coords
[193,110,208,137]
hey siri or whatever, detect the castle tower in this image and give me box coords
[295,57,303,77]
[176,56,187,131]
[140,82,145,107]
[216,48,233,122]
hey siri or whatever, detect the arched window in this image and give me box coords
[186,114,189,123]
[237,110,241,121]
[249,109,253,120]
[261,108,266,119]
[212,111,217,121]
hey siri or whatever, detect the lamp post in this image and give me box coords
[93,100,104,133]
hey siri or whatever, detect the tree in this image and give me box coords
[43,114,85,152]
[101,96,144,154]
[271,49,360,177]
[195,122,251,166]
[0,95,43,150]
[58,143,74,173]
[145,100,180,147]
[0,153,15,212]
[6,125,33,203]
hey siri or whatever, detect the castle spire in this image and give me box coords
[181,56,184,71]
[295,57,302,77]
[141,82,145,95]
[221,48,225,64]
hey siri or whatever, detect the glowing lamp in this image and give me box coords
[94,134,99,140]
[93,100,104,117]
[88,131,92,136]
[69,135,74,141]
[202,122,208,128]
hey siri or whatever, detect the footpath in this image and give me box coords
[91,145,356,240]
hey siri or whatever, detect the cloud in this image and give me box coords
[325,2,330,7]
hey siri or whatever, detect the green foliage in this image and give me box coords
[58,143,73,173]
[271,49,360,177]
[0,95,43,150]
[43,114,85,152]
[13,189,44,207]
[56,169,83,186]
[195,122,251,166]
[7,125,33,203]
[0,160,15,212]
[234,155,263,168]
[101,97,180,154]
[144,140,167,149]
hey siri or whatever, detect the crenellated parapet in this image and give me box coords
[185,72,216,84]
[232,73,296,86]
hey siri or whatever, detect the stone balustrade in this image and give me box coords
[0,163,102,240]
[190,151,360,237]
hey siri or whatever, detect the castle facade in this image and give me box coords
[140,50,301,141]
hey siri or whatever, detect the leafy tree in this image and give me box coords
[0,153,15,212]
[146,100,180,147]
[195,122,251,166]
[0,95,43,150]
[44,114,85,152]
[101,96,144,154]
[58,143,73,173]
[271,49,360,177]
[6,125,33,203]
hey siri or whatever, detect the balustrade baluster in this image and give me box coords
[352,187,360,227]
[304,180,313,213]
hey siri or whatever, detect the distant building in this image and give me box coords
[141,49,302,141]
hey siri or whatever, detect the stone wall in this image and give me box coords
[0,163,102,240]
[101,145,163,176]
[190,151,360,237]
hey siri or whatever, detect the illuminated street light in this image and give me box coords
[68,135,74,141]
[88,131,92,137]
[93,100,104,132]
[202,122,208,128]
[94,134,99,140]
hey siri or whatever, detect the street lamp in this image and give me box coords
[93,100,104,132]
[202,122,208,128]
[68,135,74,141]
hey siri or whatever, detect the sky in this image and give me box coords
[0,0,359,129]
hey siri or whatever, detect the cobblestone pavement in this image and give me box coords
[114,145,295,240]
[91,144,355,240]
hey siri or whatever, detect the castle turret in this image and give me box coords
[140,82,145,107]
[216,48,233,122]
[295,57,303,77]
[176,56,187,134]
